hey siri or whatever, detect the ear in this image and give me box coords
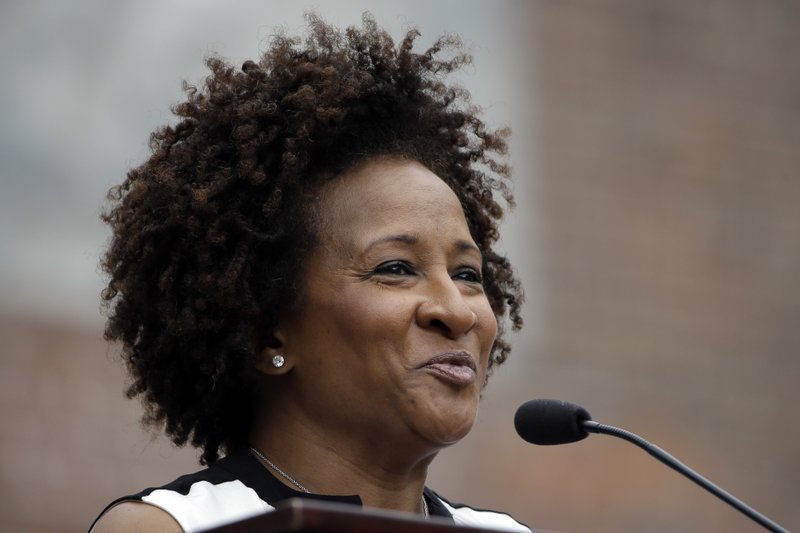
[255,329,295,376]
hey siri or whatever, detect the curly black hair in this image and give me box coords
[101,13,523,465]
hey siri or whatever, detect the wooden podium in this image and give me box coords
[206,498,513,533]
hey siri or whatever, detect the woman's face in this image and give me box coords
[277,158,498,453]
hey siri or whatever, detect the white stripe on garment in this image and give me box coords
[438,498,532,532]
[142,480,273,532]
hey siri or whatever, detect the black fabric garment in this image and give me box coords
[90,448,530,532]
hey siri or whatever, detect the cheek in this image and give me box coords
[325,290,408,345]
[477,303,499,357]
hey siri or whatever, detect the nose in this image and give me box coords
[416,275,478,339]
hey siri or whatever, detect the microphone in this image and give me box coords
[513,398,592,445]
[514,399,789,533]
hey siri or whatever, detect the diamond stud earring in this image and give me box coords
[271,355,285,368]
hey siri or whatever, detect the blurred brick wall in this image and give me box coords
[433,1,799,532]
[0,315,198,532]
[1,1,798,532]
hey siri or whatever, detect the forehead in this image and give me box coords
[316,159,470,238]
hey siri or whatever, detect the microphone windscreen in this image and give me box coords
[514,399,593,445]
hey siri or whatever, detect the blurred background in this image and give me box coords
[1,0,798,531]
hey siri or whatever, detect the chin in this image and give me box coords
[427,425,474,448]
[421,406,478,446]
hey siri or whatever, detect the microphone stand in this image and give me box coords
[582,420,789,533]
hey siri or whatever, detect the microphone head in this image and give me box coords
[514,399,593,445]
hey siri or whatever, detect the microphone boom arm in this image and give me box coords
[582,420,789,533]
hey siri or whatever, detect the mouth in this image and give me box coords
[418,351,477,387]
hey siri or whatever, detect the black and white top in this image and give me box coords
[91,448,531,532]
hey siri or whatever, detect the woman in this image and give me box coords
[91,13,526,533]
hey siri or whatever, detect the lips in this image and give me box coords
[419,351,477,387]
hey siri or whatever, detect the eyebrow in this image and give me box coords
[454,239,481,254]
[364,234,419,252]
[364,234,481,255]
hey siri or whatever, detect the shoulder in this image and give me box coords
[90,501,181,533]
[429,491,532,533]
[90,454,272,532]
[92,481,269,532]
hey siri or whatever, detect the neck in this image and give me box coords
[250,394,440,514]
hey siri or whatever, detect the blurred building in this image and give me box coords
[433,2,800,532]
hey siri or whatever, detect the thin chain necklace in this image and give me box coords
[250,446,310,493]
[249,446,430,518]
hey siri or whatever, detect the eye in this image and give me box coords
[373,260,415,276]
[452,267,483,284]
